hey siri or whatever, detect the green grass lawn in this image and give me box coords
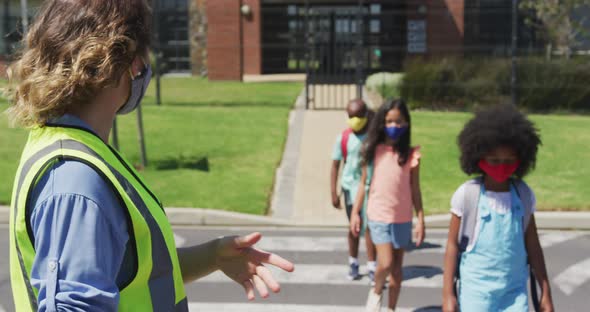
[142,77,302,107]
[0,77,303,215]
[113,105,291,214]
[1,77,589,214]
[414,111,590,214]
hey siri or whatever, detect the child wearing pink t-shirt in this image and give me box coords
[350,99,426,312]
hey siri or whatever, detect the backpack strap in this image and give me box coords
[341,128,353,163]
[512,178,540,312]
[512,179,534,231]
[458,177,483,253]
[458,177,533,250]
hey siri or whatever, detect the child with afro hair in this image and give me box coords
[442,105,554,312]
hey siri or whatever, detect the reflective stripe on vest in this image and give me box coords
[10,126,187,311]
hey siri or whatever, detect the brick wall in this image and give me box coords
[242,0,261,75]
[427,0,464,56]
[206,0,242,80]
[406,0,464,59]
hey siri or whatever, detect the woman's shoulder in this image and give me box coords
[32,159,122,212]
[30,159,128,235]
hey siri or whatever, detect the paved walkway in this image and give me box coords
[292,110,349,226]
[270,85,380,226]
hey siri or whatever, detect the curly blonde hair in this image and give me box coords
[4,0,152,128]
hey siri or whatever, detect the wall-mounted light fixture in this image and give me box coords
[240,4,252,17]
[418,4,427,15]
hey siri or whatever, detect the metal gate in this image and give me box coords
[305,5,365,110]
[302,2,407,110]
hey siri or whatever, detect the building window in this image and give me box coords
[261,1,406,75]
[155,0,190,73]
[464,0,541,56]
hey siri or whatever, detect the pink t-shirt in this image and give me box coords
[367,145,421,224]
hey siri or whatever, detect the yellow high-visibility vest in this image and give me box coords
[10,124,187,311]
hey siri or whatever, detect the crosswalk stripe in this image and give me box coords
[212,235,449,253]
[188,302,418,312]
[257,236,345,251]
[0,305,6,312]
[539,232,586,249]
[174,231,582,254]
[196,264,443,288]
[553,257,590,296]
[173,229,582,252]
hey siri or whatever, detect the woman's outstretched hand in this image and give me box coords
[215,232,295,300]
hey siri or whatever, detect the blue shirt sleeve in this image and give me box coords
[29,160,129,311]
[332,134,343,161]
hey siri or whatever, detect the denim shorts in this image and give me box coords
[368,220,412,249]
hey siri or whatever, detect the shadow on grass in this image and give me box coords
[154,155,210,172]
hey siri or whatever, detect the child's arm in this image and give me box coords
[330,160,341,209]
[442,214,461,312]
[410,163,425,246]
[350,164,367,237]
[525,215,555,312]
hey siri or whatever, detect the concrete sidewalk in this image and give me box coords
[291,110,348,226]
[1,205,589,230]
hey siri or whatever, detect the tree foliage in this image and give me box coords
[520,0,590,55]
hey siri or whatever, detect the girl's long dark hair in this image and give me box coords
[362,99,412,166]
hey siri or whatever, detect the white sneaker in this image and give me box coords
[365,289,382,312]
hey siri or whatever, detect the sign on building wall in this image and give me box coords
[407,20,427,53]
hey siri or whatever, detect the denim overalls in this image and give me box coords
[459,184,529,311]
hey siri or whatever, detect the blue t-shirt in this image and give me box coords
[28,115,132,311]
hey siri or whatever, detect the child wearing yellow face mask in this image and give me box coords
[330,99,377,283]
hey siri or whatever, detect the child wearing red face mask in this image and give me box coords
[442,105,555,312]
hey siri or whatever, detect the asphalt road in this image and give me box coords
[1,225,589,311]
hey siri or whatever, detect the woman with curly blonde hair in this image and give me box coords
[6,1,293,311]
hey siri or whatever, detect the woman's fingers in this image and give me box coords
[252,275,270,298]
[242,279,255,301]
[234,232,262,249]
[256,265,281,293]
[251,249,295,272]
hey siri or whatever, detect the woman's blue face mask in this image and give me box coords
[118,62,152,115]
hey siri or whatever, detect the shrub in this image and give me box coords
[517,58,590,111]
[365,72,404,99]
[399,57,590,112]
